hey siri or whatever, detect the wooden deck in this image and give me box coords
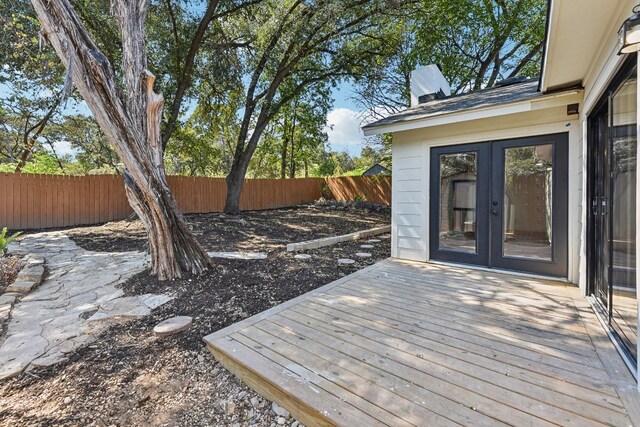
[204,259,640,427]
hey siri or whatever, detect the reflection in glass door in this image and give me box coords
[430,143,490,266]
[491,137,568,277]
[589,57,637,366]
[611,75,637,362]
[439,153,478,253]
[502,145,553,260]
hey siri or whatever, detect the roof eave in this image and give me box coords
[362,88,582,136]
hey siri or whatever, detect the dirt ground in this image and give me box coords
[0,201,391,426]
[0,255,22,290]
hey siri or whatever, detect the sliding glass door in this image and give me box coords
[588,57,638,365]
[430,134,568,277]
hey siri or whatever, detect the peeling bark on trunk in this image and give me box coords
[31,0,212,280]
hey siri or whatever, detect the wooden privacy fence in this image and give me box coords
[0,173,391,230]
[324,175,391,205]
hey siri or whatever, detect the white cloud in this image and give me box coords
[49,140,78,158]
[325,108,367,154]
[324,106,396,155]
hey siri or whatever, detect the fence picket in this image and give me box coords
[0,174,389,229]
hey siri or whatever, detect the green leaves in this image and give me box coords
[355,0,547,119]
[0,152,63,174]
[0,227,21,254]
[413,0,547,91]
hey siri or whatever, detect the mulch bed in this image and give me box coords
[0,201,390,426]
[0,254,22,290]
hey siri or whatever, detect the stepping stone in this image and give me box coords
[17,265,45,284]
[154,316,193,337]
[368,239,381,243]
[31,349,67,368]
[140,294,174,310]
[294,254,312,260]
[360,244,374,249]
[0,307,10,322]
[208,251,267,260]
[24,255,45,266]
[95,289,125,304]
[5,280,37,294]
[338,258,355,265]
[355,252,372,258]
[88,294,172,321]
[0,294,16,305]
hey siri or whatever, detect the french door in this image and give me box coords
[588,56,637,365]
[430,134,568,277]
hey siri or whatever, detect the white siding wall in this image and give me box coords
[391,138,428,261]
[391,104,583,283]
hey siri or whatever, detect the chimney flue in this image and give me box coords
[410,65,451,107]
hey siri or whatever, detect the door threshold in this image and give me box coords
[586,295,638,381]
[428,260,570,284]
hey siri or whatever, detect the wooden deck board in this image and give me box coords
[334,284,600,366]
[301,297,621,396]
[326,286,603,370]
[337,280,595,346]
[204,259,640,427]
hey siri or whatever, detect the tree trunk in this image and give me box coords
[224,122,266,213]
[288,100,298,179]
[289,134,296,178]
[123,168,210,279]
[224,165,246,213]
[31,0,212,280]
[280,137,288,179]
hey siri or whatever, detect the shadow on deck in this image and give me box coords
[203,259,640,426]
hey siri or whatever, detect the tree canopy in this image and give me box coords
[3,0,548,183]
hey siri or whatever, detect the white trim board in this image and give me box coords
[363,90,582,136]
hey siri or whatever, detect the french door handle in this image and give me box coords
[592,196,607,216]
[491,209,499,216]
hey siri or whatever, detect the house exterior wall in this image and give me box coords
[387,0,640,390]
[391,104,582,283]
[574,1,639,376]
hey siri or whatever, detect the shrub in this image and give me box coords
[320,180,332,199]
[0,227,21,254]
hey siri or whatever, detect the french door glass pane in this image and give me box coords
[439,153,477,253]
[503,145,553,260]
[611,75,637,359]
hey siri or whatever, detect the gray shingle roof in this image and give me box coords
[363,78,541,131]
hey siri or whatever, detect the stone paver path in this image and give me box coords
[0,232,172,380]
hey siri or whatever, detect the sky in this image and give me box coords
[325,81,371,156]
